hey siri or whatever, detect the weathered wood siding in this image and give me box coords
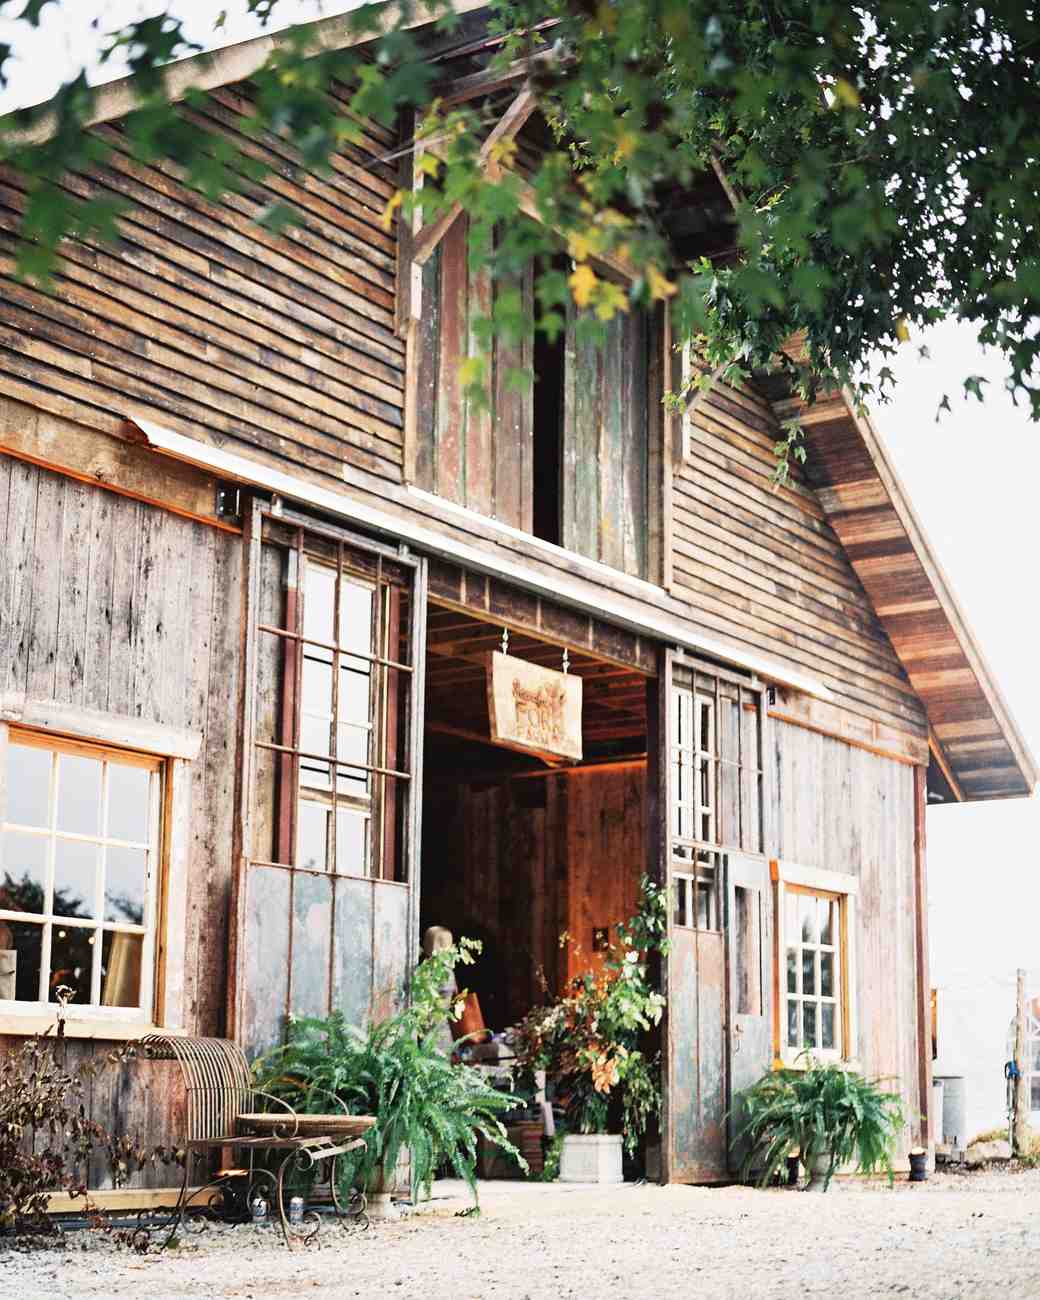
[414,218,535,528]
[678,378,928,741]
[420,759,645,1029]
[0,84,403,487]
[0,454,242,1186]
[771,717,922,1158]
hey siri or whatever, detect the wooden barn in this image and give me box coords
[0,5,1035,1200]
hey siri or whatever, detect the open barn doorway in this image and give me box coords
[418,599,653,1092]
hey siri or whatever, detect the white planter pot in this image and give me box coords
[559,1133,624,1184]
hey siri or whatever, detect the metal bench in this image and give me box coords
[138,1033,374,1249]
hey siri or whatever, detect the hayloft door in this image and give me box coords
[232,500,426,1054]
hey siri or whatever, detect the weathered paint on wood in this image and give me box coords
[0,456,242,1186]
[669,927,728,1181]
[771,715,922,1163]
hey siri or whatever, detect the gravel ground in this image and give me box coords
[5,1166,1040,1300]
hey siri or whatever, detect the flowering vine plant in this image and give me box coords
[514,877,668,1155]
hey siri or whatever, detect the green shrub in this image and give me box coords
[254,938,523,1208]
[737,1056,904,1191]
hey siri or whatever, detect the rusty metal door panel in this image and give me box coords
[372,880,410,1023]
[233,502,427,1054]
[241,864,291,1057]
[332,875,374,1028]
[290,871,333,1021]
[669,927,728,1181]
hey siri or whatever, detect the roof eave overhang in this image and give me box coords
[778,387,1038,803]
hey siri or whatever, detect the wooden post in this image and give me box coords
[1013,968,1030,1155]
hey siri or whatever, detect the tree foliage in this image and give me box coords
[1,1,1038,460]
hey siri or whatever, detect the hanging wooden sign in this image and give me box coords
[486,651,583,762]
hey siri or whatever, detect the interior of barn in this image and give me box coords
[419,601,653,1044]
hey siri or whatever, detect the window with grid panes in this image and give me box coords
[251,516,415,884]
[669,664,764,933]
[0,732,161,1016]
[784,887,842,1055]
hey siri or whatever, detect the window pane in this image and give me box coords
[6,743,51,827]
[802,950,816,996]
[303,563,336,645]
[819,898,834,947]
[821,1003,836,1050]
[104,846,148,925]
[54,839,98,919]
[820,951,835,998]
[300,716,332,789]
[107,765,150,844]
[339,580,373,654]
[0,832,47,912]
[50,925,96,1004]
[785,891,798,945]
[335,808,368,875]
[0,918,43,1001]
[340,661,371,723]
[799,893,818,945]
[302,657,333,715]
[1032,1041,1040,1074]
[56,753,102,836]
[786,947,797,994]
[100,930,143,1009]
[297,800,328,871]
[1032,1078,1040,1113]
[803,1001,818,1048]
[787,999,799,1047]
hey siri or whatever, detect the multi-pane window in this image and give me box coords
[774,862,857,1064]
[669,664,764,932]
[1006,1000,1040,1116]
[251,515,416,883]
[0,732,161,1015]
[784,887,841,1055]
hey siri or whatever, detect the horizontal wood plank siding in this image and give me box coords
[0,84,404,489]
[678,379,928,738]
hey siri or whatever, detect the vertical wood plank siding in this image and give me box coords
[0,86,403,486]
[678,379,928,737]
[413,217,535,529]
[0,456,242,1187]
[772,717,922,1159]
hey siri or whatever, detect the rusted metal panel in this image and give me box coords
[290,870,333,1021]
[241,864,291,1057]
[332,874,375,1028]
[372,881,409,1024]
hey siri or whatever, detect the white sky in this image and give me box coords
[3,3,1038,1004]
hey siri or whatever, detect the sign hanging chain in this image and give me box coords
[562,647,569,675]
[501,626,509,655]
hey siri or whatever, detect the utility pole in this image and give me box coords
[1013,968,1030,1156]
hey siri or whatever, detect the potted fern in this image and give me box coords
[255,938,523,1213]
[737,1056,904,1191]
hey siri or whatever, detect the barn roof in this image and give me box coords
[771,388,1038,802]
[11,3,1034,802]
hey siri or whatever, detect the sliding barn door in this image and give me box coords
[232,501,426,1055]
[655,651,769,1181]
[726,853,773,1169]
[656,650,728,1183]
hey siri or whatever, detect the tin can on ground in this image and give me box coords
[250,1196,268,1224]
[288,1196,305,1225]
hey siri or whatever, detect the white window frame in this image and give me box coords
[772,860,859,1068]
[0,696,199,1040]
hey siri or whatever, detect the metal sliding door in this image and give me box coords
[231,499,426,1054]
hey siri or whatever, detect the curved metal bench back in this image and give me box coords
[142,1034,254,1143]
